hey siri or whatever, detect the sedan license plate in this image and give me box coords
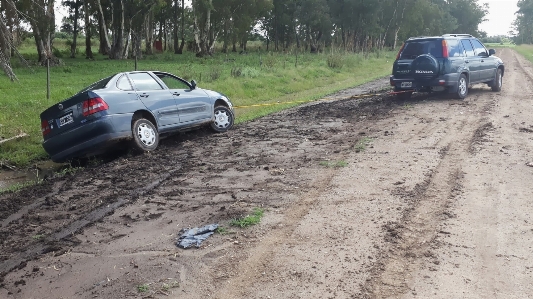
[59,112,74,127]
[401,82,413,88]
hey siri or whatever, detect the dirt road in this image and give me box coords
[1,48,533,298]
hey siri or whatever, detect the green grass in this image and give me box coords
[230,208,264,228]
[0,179,42,194]
[355,137,373,153]
[514,45,533,64]
[319,160,348,168]
[0,39,395,166]
[137,284,149,293]
[484,42,516,48]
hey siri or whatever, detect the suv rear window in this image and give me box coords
[400,40,443,59]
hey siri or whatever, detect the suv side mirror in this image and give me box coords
[489,49,496,56]
[191,80,197,89]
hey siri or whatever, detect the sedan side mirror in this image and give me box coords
[191,80,197,89]
[489,49,496,56]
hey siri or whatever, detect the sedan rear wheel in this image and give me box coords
[132,118,159,152]
[210,106,234,133]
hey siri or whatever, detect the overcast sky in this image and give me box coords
[479,0,519,36]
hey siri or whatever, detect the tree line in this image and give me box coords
[513,0,533,44]
[0,0,488,76]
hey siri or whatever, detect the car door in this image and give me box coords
[461,39,481,83]
[154,72,213,124]
[471,39,495,81]
[128,72,180,127]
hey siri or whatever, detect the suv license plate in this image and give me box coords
[401,82,413,88]
[59,112,74,127]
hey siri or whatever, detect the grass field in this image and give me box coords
[514,44,533,64]
[0,40,395,166]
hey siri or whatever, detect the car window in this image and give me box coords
[128,73,163,91]
[400,40,443,59]
[460,40,475,57]
[470,39,488,56]
[116,75,133,90]
[78,75,114,93]
[446,39,464,57]
[156,74,190,90]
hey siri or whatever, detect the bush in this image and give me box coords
[208,66,221,81]
[242,66,260,78]
[231,67,242,77]
[326,54,344,69]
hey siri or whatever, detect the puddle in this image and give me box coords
[0,160,66,190]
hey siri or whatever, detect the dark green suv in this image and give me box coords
[390,34,504,99]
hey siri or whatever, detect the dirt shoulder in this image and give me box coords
[2,48,533,299]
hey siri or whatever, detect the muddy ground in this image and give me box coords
[1,48,533,298]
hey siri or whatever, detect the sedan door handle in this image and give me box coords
[139,93,149,98]
[465,60,469,63]
[172,92,181,96]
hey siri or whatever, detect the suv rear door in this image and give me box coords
[460,39,481,83]
[470,39,494,81]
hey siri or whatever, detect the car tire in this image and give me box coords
[131,118,159,153]
[491,68,503,92]
[210,106,234,133]
[456,74,468,99]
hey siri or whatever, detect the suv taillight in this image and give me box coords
[82,97,109,117]
[442,40,449,58]
[396,43,405,60]
[41,120,51,136]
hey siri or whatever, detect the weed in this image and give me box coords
[161,281,179,291]
[137,284,149,293]
[320,160,348,168]
[263,53,278,68]
[57,166,82,177]
[32,234,45,240]
[242,67,260,78]
[355,137,373,153]
[403,104,414,109]
[231,67,242,77]
[208,66,222,82]
[215,226,229,235]
[326,54,344,69]
[0,180,42,195]
[230,208,264,228]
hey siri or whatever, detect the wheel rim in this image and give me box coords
[137,123,156,147]
[459,77,467,96]
[213,109,231,129]
[498,72,502,88]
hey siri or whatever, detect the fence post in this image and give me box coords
[46,58,50,100]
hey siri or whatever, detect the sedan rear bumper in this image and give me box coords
[43,114,133,162]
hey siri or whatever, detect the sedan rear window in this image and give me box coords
[78,75,114,93]
[400,40,443,59]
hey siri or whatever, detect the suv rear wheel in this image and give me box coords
[456,74,468,99]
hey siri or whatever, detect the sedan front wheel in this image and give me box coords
[210,106,234,133]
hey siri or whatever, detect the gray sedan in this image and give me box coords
[40,71,234,162]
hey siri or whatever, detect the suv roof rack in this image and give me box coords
[442,34,473,37]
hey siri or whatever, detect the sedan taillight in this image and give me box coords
[82,97,109,117]
[41,120,51,136]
